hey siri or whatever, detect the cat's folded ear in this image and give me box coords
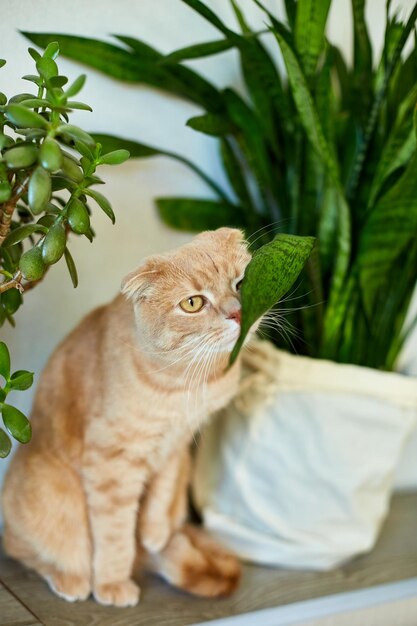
[197,227,246,246]
[121,256,162,301]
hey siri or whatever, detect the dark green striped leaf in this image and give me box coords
[220,138,255,220]
[359,150,417,317]
[295,0,331,79]
[272,25,351,328]
[22,32,224,113]
[230,234,316,364]
[351,0,373,120]
[180,0,235,36]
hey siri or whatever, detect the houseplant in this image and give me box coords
[23,0,417,370]
[0,44,129,457]
[23,0,417,568]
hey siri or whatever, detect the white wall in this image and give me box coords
[1,0,417,510]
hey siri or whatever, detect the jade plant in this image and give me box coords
[0,43,129,456]
[24,0,417,372]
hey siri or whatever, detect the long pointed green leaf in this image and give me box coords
[220,138,259,228]
[22,32,165,83]
[284,0,297,29]
[351,0,373,121]
[21,32,224,113]
[271,25,351,330]
[254,0,293,38]
[156,197,243,232]
[368,84,417,208]
[294,0,331,79]
[112,35,161,60]
[229,234,315,364]
[91,133,230,201]
[230,0,289,131]
[271,27,336,176]
[113,34,225,112]
[162,38,234,63]
[346,3,417,199]
[180,0,236,37]
[186,113,234,136]
[330,44,350,109]
[359,150,417,317]
[223,88,272,196]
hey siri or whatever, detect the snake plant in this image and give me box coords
[23,0,417,370]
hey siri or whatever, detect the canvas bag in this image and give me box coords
[192,340,417,570]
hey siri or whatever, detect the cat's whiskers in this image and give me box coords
[199,335,222,410]
[183,332,217,413]
[260,315,299,352]
[246,220,291,250]
[185,329,226,422]
[183,334,216,435]
[194,336,223,442]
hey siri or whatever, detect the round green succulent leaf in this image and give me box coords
[42,224,66,265]
[67,198,90,234]
[19,246,46,281]
[0,134,14,150]
[99,149,130,165]
[0,341,11,380]
[36,56,58,81]
[61,156,84,182]
[5,103,48,129]
[39,137,63,172]
[1,288,22,315]
[28,166,51,214]
[0,428,12,458]
[43,41,60,60]
[4,144,38,169]
[2,404,32,444]
[9,370,34,391]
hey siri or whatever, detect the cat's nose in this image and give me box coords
[227,309,241,325]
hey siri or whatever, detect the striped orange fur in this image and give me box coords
[2,228,250,606]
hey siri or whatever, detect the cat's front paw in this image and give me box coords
[141,521,171,554]
[46,572,91,602]
[94,579,140,607]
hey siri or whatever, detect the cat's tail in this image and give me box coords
[145,524,241,598]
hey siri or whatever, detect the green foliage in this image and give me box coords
[0,342,33,456]
[0,46,130,455]
[230,235,316,364]
[23,0,417,371]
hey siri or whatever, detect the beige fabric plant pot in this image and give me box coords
[193,340,417,570]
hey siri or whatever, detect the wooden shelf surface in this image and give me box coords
[1,492,416,626]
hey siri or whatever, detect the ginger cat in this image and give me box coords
[2,228,251,607]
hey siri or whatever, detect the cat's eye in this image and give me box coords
[236,279,243,291]
[179,295,205,313]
